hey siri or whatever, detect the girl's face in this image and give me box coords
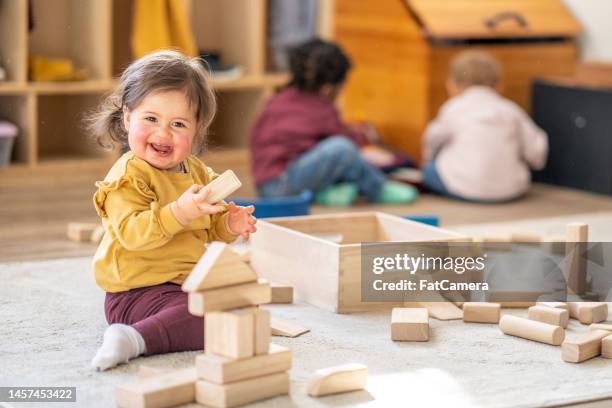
[124,89,198,170]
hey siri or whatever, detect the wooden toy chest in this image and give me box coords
[250,212,467,313]
[334,0,581,161]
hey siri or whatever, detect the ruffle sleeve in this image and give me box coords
[93,175,157,218]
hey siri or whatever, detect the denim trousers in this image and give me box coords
[258,136,386,201]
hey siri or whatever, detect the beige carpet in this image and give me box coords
[3,215,612,408]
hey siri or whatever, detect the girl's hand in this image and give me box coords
[226,202,257,240]
[171,184,226,225]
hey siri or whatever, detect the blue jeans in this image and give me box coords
[422,161,524,203]
[258,136,386,201]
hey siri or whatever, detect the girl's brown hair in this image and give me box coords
[87,50,216,152]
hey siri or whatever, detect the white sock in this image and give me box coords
[91,324,146,371]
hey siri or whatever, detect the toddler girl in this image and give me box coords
[250,38,417,206]
[421,50,548,202]
[88,50,256,371]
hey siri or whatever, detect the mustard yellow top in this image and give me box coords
[92,152,237,292]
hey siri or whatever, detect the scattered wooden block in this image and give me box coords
[270,284,293,304]
[116,367,196,408]
[416,301,463,321]
[67,222,98,242]
[271,316,310,338]
[90,225,105,244]
[205,169,242,204]
[499,315,565,346]
[307,363,368,397]
[528,305,569,328]
[196,343,291,384]
[589,323,612,332]
[536,301,569,311]
[205,307,255,359]
[565,223,588,295]
[254,308,271,355]
[568,302,608,324]
[602,334,612,359]
[562,329,610,363]
[463,302,500,323]
[391,308,429,341]
[196,371,289,408]
[188,279,271,316]
[511,233,542,244]
[182,242,258,293]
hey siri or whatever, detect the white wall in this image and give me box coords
[562,0,612,62]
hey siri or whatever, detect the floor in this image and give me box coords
[2,256,612,408]
[1,149,612,262]
[1,149,612,407]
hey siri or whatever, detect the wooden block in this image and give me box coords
[196,343,291,384]
[116,367,196,408]
[463,302,500,323]
[67,222,98,242]
[391,308,429,341]
[271,316,310,337]
[499,315,565,346]
[528,305,569,328]
[205,169,242,204]
[418,302,463,321]
[182,242,258,293]
[565,223,588,295]
[589,323,612,332]
[137,365,167,379]
[568,302,608,324]
[602,334,612,359]
[511,233,542,244]
[536,301,569,311]
[270,285,293,304]
[254,308,271,355]
[562,329,610,363]
[90,225,105,244]
[188,279,271,316]
[196,372,289,408]
[205,307,255,359]
[495,302,536,308]
[307,363,368,397]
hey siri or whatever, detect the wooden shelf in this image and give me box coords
[0,0,330,169]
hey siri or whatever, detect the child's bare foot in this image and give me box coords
[91,324,145,371]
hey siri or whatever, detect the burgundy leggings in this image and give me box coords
[105,283,203,355]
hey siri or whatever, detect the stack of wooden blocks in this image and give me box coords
[115,241,292,408]
[183,241,291,408]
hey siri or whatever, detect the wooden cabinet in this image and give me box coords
[0,0,332,170]
[334,0,581,162]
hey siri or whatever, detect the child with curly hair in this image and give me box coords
[250,38,417,206]
[88,50,256,371]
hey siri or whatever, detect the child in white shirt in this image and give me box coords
[421,50,548,202]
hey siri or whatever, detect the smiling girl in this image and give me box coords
[87,50,256,371]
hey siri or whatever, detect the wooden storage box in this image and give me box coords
[250,212,467,313]
[334,0,581,161]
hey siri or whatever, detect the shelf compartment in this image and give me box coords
[192,0,266,76]
[36,93,114,162]
[0,0,28,83]
[0,94,34,165]
[206,89,270,149]
[28,0,111,82]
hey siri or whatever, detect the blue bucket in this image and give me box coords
[230,190,312,218]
